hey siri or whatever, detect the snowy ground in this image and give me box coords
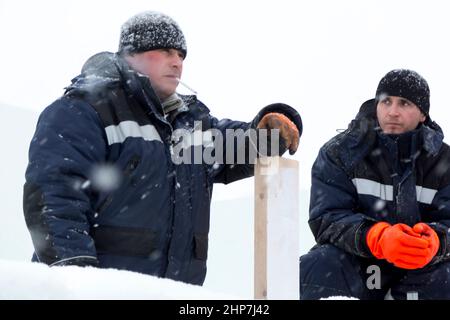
[0,259,237,300]
[0,104,315,299]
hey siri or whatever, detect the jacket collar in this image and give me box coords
[354,98,444,156]
[329,98,444,173]
[65,52,198,126]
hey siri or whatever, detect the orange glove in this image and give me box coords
[366,222,438,270]
[257,112,299,155]
[412,222,440,261]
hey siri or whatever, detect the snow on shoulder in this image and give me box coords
[0,259,237,299]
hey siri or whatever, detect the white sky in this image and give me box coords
[1,0,450,189]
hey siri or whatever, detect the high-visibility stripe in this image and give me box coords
[104,121,162,145]
[351,178,437,204]
[352,178,394,201]
[415,185,438,204]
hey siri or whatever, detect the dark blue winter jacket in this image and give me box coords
[309,99,450,264]
[23,52,302,285]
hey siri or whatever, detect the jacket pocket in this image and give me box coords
[91,224,157,257]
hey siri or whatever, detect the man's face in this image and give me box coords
[125,48,184,101]
[376,96,426,134]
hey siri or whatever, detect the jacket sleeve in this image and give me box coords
[309,146,377,258]
[209,103,302,184]
[23,97,107,267]
[426,183,450,264]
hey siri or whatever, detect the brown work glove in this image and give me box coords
[257,112,299,155]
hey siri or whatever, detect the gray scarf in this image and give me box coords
[161,93,188,122]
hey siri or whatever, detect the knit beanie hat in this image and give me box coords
[375,69,430,116]
[118,11,187,58]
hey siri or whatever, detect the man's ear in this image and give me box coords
[420,113,427,123]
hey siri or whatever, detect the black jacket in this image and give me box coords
[309,99,450,264]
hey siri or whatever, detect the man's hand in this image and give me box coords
[412,222,440,260]
[257,112,299,155]
[366,222,439,269]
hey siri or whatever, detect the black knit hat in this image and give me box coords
[375,69,430,115]
[118,11,187,58]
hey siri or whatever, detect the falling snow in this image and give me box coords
[89,164,122,192]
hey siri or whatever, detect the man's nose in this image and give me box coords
[171,54,183,68]
[387,104,400,116]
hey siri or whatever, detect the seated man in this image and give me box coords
[300,69,450,300]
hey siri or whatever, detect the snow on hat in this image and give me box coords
[375,69,430,115]
[118,11,187,58]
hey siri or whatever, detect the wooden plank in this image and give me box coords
[254,157,268,299]
[254,156,299,299]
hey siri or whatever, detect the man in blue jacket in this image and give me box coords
[300,69,450,299]
[23,11,302,285]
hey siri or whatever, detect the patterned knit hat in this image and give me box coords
[118,11,187,58]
